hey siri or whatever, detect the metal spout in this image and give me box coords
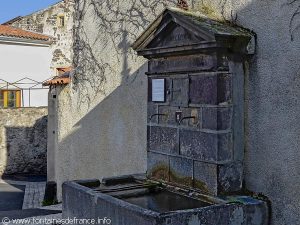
[179,116,196,125]
[149,113,168,122]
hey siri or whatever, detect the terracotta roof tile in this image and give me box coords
[43,77,71,86]
[0,25,51,41]
[43,69,73,86]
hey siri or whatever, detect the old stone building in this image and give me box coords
[5,0,75,73]
[0,26,50,175]
[0,0,74,176]
[47,0,300,224]
[0,25,52,107]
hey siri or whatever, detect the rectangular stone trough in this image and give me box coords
[62,176,269,225]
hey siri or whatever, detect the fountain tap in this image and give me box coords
[149,113,168,122]
[179,116,196,125]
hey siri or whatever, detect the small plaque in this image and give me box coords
[152,79,165,102]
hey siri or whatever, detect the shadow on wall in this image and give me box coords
[52,0,300,225]
[52,0,174,190]
[55,61,148,193]
[3,116,48,176]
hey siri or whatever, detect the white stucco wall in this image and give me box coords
[10,0,75,70]
[51,0,179,201]
[0,42,52,107]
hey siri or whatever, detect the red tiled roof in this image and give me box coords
[43,68,73,86]
[43,77,71,86]
[0,25,51,41]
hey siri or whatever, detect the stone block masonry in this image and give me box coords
[0,107,48,176]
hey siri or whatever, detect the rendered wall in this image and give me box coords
[0,43,51,107]
[205,1,300,225]
[52,0,180,200]
[0,107,48,175]
[53,0,300,224]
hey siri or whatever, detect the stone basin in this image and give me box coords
[119,189,212,213]
[63,176,269,225]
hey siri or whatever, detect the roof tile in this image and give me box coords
[0,25,51,41]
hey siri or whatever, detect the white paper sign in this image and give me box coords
[152,79,165,102]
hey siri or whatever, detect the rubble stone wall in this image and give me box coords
[0,107,48,175]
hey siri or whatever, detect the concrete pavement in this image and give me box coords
[0,176,62,223]
[0,183,25,211]
[0,179,46,210]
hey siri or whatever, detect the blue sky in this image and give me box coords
[0,0,61,24]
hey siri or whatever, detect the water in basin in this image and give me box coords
[120,189,212,213]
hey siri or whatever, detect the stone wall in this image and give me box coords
[9,0,74,70]
[52,0,300,224]
[0,108,48,175]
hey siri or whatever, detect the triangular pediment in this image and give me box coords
[146,21,206,49]
[134,11,216,51]
[132,8,254,56]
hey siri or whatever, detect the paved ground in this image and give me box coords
[1,175,47,183]
[22,182,46,209]
[0,178,46,210]
[0,176,62,223]
[0,208,61,220]
[0,204,62,225]
[0,184,25,211]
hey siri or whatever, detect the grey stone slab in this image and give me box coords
[161,204,243,225]
[193,161,218,195]
[180,130,232,162]
[189,73,232,105]
[62,182,96,219]
[202,106,232,130]
[148,54,217,74]
[170,77,189,107]
[193,161,243,195]
[218,162,243,194]
[147,152,169,182]
[169,156,193,186]
[147,103,158,123]
[148,126,178,155]
[180,130,216,162]
[218,133,233,161]
[242,201,269,225]
[147,24,205,49]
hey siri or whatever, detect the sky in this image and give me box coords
[0,0,61,24]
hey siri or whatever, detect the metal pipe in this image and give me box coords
[179,116,196,125]
[149,113,167,122]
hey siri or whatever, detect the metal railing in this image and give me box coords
[0,77,50,107]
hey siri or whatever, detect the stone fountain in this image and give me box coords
[62,8,268,225]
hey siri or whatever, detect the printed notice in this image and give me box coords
[152,79,165,102]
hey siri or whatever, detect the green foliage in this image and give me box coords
[42,199,59,206]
